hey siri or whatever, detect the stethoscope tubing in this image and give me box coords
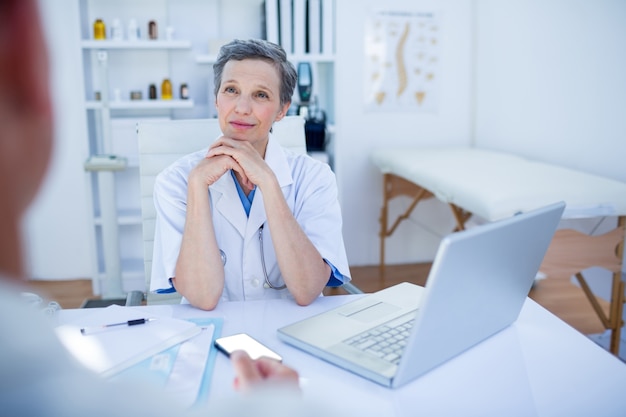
[218,225,286,290]
[259,225,286,290]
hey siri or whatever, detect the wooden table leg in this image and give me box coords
[609,216,626,355]
[542,216,626,356]
[378,174,434,280]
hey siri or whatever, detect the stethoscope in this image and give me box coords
[219,224,286,290]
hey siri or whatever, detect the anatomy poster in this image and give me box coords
[364,10,440,112]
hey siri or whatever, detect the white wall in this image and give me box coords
[23,0,93,280]
[473,0,626,308]
[474,0,626,182]
[337,0,626,267]
[28,0,626,280]
[334,0,475,266]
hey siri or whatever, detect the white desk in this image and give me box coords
[58,295,626,416]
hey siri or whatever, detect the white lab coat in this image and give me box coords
[150,136,351,302]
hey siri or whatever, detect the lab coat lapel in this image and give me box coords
[246,195,266,241]
[212,173,247,238]
[245,137,293,240]
[265,135,294,189]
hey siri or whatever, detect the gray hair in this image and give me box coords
[213,39,297,107]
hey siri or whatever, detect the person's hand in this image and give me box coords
[207,137,274,191]
[188,149,253,191]
[230,350,300,392]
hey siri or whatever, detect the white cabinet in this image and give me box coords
[78,0,336,296]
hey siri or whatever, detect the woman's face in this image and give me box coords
[215,58,290,155]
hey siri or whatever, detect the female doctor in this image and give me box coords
[150,39,351,310]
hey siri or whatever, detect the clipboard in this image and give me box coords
[113,317,223,408]
[55,305,201,377]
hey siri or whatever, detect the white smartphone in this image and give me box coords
[214,333,282,362]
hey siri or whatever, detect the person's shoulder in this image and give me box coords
[0,280,24,316]
[283,148,333,177]
[0,279,82,385]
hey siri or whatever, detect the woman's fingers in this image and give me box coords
[192,154,250,190]
[209,145,270,187]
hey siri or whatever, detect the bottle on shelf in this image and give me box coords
[127,18,139,41]
[161,79,172,100]
[148,20,158,40]
[149,84,157,100]
[180,83,189,100]
[110,18,123,41]
[93,19,106,40]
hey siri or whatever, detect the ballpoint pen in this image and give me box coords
[80,318,156,335]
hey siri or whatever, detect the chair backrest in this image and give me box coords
[136,116,306,304]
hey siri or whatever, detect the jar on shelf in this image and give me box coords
[161,79,172,100]
[110,18,123,41]
[93,19,106,40]
[127,18,139,41]
[180,83,189,100]
[148,20,158,40]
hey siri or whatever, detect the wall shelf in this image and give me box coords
[196,53,336,65]
[81,40,192,50]
[94,209,142,226]
[85,99,194,110]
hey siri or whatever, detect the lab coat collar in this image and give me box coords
[264,134,294,188]
[246,136,293,236]
[212,174,247,237]
[212,136,293,239]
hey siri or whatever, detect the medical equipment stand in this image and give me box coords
[83,50,126,300]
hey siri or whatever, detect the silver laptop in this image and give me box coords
[278,201,565,388]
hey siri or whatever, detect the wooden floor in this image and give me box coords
[29,262,609,336]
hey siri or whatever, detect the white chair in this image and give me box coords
[136,116,360,305]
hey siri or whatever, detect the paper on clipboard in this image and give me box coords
[112,317,223,408]
[164,323,215,407]
[55,305,201,377]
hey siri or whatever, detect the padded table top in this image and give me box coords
[371,147,626,221]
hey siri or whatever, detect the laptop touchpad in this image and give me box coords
[339,301,401,323]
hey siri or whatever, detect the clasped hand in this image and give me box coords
[191,136,272,193]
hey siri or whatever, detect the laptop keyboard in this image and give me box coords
[344,315,415,365]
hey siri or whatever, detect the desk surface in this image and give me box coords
[58,295,626,416]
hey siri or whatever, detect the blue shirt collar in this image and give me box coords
[230,170,256,217]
